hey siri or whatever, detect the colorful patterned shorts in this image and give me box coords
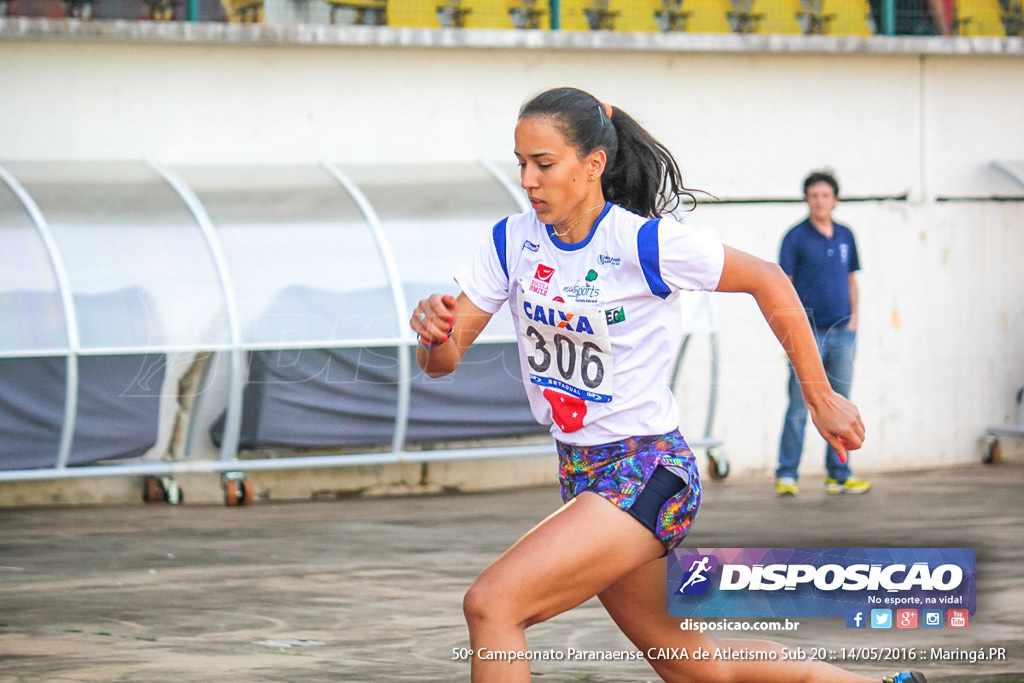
[557,430,702,551]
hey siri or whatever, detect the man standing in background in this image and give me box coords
[775,170,870,496]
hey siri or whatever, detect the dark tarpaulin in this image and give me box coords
[209,343,543,450]
[0,287,166,470]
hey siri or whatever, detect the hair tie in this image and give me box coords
[602,102,613,119]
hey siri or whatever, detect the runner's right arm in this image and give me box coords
[412,292,493,378]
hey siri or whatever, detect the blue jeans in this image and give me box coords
[776,327,856,482]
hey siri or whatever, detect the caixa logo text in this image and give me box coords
[718,563,964,592]
[521,301,595,334]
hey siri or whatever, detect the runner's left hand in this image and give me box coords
[808,391,865,463]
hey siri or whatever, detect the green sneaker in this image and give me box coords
[883,672,927,683]
[825,476,871,494]
[775,477,799,496]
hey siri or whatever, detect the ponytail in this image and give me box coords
[519,87,697,218]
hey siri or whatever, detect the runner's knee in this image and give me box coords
[463,575,513,628]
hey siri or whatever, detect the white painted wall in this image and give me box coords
[681,199,1024,477]
[1,26,1022,479]
[3,34,1022,197]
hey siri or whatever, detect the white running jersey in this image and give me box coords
[455,203,725,445]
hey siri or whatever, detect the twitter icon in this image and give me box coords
[870,609,893,629]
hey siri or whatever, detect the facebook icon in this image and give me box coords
[845,609,867,629]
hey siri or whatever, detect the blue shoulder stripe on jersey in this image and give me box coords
[637,217,670,299]
[492,218,509,280]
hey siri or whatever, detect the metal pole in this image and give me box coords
[480,158,530,213]
[991,160,1024,189]
[323,162,413,456]
[150,162,247,464]
[0,164,81,470]
[882,0,896,35]
[188,0,198,21]
[549,0,560,29]
[0,442,555,482]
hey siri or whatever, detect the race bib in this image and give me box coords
[516,284,614,404]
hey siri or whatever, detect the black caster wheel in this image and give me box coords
[223,474,254,506]
[983,438,1001,465]
[707,449,730,480]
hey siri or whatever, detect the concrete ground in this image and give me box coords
[0,462,1021,683]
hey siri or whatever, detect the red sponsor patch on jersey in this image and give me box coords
[534,264,555,283]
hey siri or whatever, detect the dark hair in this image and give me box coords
[803,169,839,197]
[518,87,695,218]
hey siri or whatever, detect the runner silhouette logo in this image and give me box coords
[676,555,718,595]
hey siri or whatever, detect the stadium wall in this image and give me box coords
[0,25,1022,496]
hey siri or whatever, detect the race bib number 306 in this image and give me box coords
[517,286,614,403]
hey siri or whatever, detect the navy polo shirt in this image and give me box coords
[779,218,860,330]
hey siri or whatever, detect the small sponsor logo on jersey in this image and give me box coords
[605,306,626,325]
[598,254,621,266]
[534,264,555,282]
[562,281,601,304]
[530,263,555,295]
[522,240,540,252]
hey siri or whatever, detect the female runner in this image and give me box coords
[411,86,925,683]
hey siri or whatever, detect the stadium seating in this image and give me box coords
[322,0,386,24]
[1002,0,1023,35]
[816,0,872,34]
[141,0,179,20]
[434,0,472,26]
[553,0,602,29]
[955,0,1009,34]
[385,0,553,29]
[652,0,694,31]
[1,0,1017,34]
[508,0,549,28]
[61,0,94,18]
[678,0,734,31]
[462,0,552,28]
[222,0,263,22]
[629,0,734,32]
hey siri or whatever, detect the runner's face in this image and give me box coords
[514,116,594,225]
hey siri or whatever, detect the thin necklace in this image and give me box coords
[552,203,605,238]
